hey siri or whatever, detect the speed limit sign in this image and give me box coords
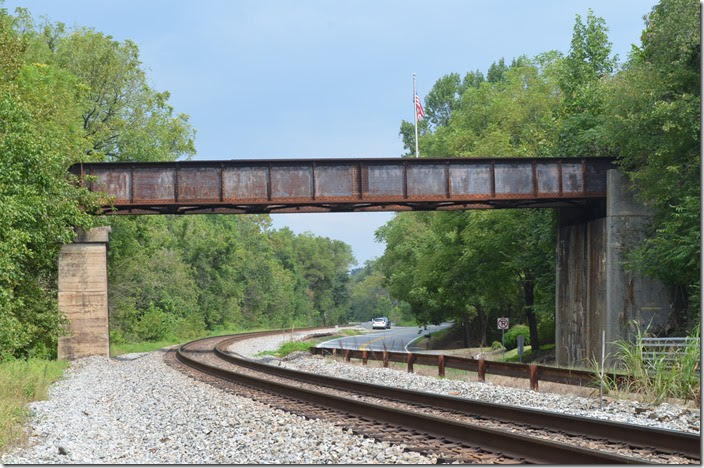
[497,317,509,330]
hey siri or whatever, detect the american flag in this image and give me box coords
[415,94,425,121]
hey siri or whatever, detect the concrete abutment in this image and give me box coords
[57,227,111,360]
[555,170,672,366]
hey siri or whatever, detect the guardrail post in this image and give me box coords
[332,348,337,357]
[383,350,389,368]
[478,357,486,382]
[529,364,539,391]
[344,349,351,362]
[438,355,445,377]
[407,353,415,373]
[362,350,368,366]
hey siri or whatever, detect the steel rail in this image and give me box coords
[176,336,648,464]
[212,337,699,460]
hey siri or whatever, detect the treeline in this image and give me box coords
[0,7,358,359]
[108,216,354,344]
[380,0,700,349]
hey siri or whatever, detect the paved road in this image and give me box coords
[318,322,453,352]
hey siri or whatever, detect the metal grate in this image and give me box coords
[641,337,699,363]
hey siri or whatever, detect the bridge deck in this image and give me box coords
[70,157,614,214]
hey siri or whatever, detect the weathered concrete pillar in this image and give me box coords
[57,227,111,360]
[555,204,606,367]
[604,170,670,357]
[555,170,671,366]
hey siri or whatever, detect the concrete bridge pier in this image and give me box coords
[57,227,111,360]
[555,170,672,367]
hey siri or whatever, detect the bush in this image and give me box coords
[172,314,206,340]
[109,330,126,344]
[132,304,172,341]
[491,341,503,351]
[503,325,530,350]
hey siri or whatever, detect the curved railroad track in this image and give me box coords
[169,331,700,464]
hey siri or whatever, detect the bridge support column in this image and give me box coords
[57,227,111,360]
[556,170,672,367]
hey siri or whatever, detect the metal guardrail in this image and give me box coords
[641,337,699,363]
[310,346,632,389]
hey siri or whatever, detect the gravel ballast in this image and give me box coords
[230,330,701,435]
[3,329,699,464]
[1,349,434,464]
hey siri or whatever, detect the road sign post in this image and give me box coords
[497,317,509,361]
[517,335,524,363]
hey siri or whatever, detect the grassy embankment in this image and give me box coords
[0,359,69,455]
[257,329,366,358]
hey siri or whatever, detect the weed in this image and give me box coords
[257,340,316,358]
[0,359,68,454]
[599,322,700,404]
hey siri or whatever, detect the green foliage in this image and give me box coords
[503,325,531,351]
[131,304,171,342]
[490,341,503,351]
[503,343,555,363]
[0,11,101,359]
[0,6,198,358]
[0,6,359,354]
[106,216,355,345]
[383,0,700,350]
[604,0,700,327]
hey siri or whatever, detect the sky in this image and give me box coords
[5,0,658,266]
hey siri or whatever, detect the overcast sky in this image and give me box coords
[6,0,658,266]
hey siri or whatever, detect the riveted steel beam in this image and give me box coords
[70,157,614,215]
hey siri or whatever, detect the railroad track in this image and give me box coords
[171,332,700,464]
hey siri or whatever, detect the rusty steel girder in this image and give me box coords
[69,157,615,215]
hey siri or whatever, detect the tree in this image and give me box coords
[21,23,196,162]
[556,9,618,156]
[0,11,99,358]
[604,0,700,328]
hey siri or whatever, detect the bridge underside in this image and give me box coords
[71,157,613,214]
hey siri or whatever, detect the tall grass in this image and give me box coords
[600,323,700,404]
[0,359,68,454]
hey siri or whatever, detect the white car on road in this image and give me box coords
[371,317,391,329]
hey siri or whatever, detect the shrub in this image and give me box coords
[503,325,530,350]
[173,314,206,340]
[491,341,503,351]
[132,304,171,342]
[109,330,126,344]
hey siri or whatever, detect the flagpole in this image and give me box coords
[413,73,419,158]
